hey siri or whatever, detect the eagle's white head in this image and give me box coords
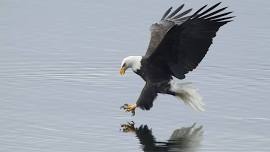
[120,56,142,75]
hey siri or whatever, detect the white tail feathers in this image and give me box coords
[170,81,205,112]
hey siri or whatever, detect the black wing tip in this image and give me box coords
[161,6,173,20]
[213,16,235,21]
[191,4,208,18]
[167,4,185,19]
[172,8,192,20]
[178,4,185,9]
[191,2,234,23]
[213,2,222,8]
[161,4,193,22]
[215,16,235,25]
[161,3,234,24]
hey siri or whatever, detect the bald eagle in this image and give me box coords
[120,3,234,115]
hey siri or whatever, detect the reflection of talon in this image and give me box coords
[121,121,136,133]
[120,103,137,116]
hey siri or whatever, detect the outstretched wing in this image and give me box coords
[136,83,158,110]
[145,4,192,58]
[147,3,234,79]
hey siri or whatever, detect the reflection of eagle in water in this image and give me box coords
[120,2,234,115]
[121,122,203,152]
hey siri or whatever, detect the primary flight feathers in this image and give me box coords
[146,2,233,79]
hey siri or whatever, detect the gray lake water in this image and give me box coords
[1,0,270,151]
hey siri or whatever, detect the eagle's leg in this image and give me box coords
[120,103,137,116]
[120,121,136,133]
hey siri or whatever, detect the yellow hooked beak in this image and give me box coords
[119,67,126,76]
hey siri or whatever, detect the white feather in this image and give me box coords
[169,80,205,111]
[121,56,142,72]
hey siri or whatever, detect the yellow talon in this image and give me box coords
[120,103,137,116]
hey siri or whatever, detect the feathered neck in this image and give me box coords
[121,56,142,72]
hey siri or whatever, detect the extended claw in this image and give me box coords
[120,121,136,133]
[120,103,137,116]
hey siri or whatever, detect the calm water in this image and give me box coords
[1,0,270,151]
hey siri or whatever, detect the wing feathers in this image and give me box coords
[172,9,192,20]
[206,12,232,20]
[145,3,234,79]
[190,5,207,18]
[164,5,192,22]
[201,7,228,18]
[161,7,173,20]
[193,2,221,19]
[190,3,234,24]
[167,4,185,18]
[145,4,193,58]
[212,16,235,22]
